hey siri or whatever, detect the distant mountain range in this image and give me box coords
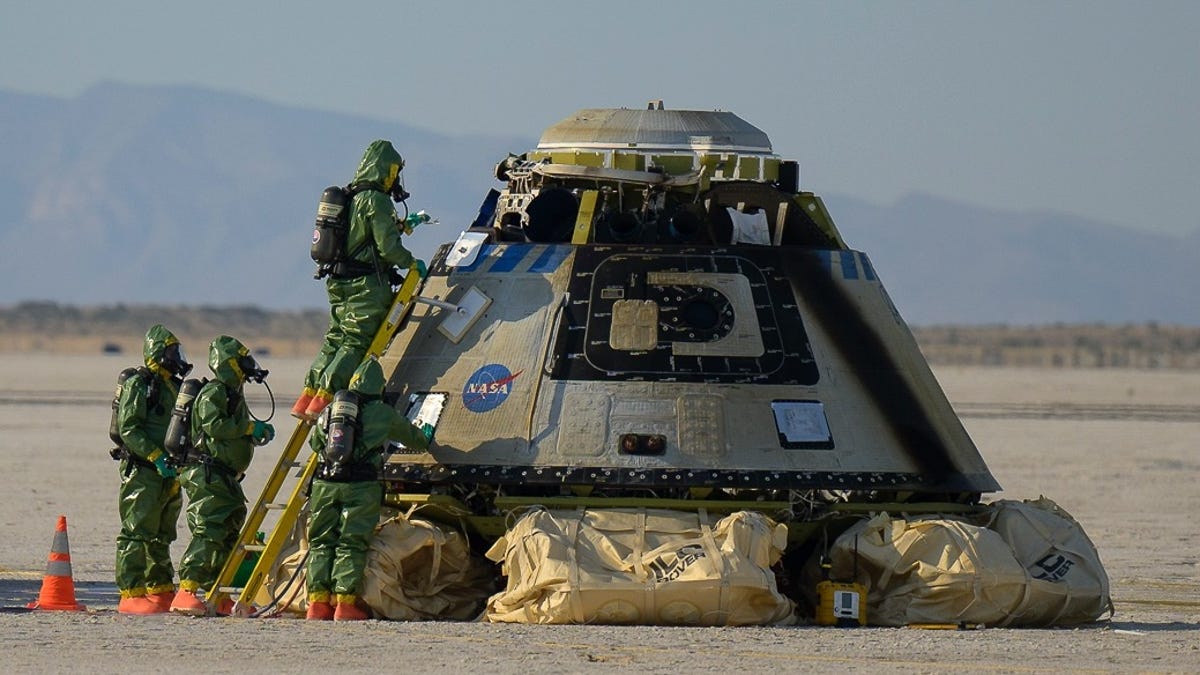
[827,194,1200,325]
[2,83,1197,325]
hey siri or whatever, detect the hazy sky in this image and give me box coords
[4,1,1197,236]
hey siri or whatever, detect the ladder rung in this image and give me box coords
[209,282,419,610]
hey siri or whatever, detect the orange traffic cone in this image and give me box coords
[26,515,86,611]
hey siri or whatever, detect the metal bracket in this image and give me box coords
[413,295,466,314]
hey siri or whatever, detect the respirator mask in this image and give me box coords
[388,158,409,203]
[238,354,269,384]
[162,343,193,378]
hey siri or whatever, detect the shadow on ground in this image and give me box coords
[1107,620,1200,633]
[0,578,118,612]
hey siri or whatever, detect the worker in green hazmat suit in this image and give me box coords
[171,335,274,616]
[292,139,424,421]
[114,324,192,615]
[304,358,432,621]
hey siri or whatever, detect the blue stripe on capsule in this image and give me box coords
[811,249,833,274]
[489,245,532,273]
[858,252,877,281]
[529,245,571,273]
[840,251,859,280]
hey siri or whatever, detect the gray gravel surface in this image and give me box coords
[1,356,1196,674]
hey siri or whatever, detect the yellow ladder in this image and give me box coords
[209,265,426,616]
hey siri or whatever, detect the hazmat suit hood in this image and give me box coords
[207,335,252,388]
[348,359,386,400]
[351,140,405,194]
[143,323,191,378]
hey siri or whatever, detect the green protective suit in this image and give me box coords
[306,359,430,598]
[178,335,257,592]
[303,139,416,397]
[115,324,185,597]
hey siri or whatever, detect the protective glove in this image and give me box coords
[251,420,275,445]
[403,210,432,234]
[415,259,428,279]
[152,454,177,479]
[421,423,435,443]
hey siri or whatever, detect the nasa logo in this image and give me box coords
[312,229,321,245]
[463,364,523,413]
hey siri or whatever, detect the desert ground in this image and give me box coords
[0,353,1197,674]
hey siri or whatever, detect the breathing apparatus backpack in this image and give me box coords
[317,390,362,480]
[163,377,207,461]
[108,367,160,460]
[311,185,377,279]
